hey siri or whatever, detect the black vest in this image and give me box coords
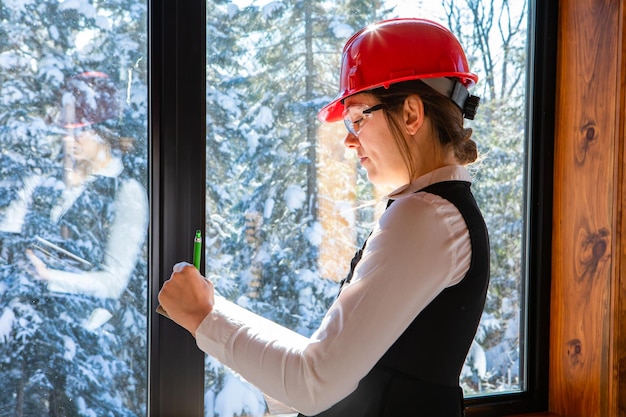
[22,175,123,321]
[300,181,490,417]
[25,175,120,270]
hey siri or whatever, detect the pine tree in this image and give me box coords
[0,1,148,415]
[203,1,385,414]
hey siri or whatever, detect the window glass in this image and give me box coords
[205,0,527,415]
[0,1,149,415]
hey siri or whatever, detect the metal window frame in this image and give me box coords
[149,1,207,415]
[465,0,557,413]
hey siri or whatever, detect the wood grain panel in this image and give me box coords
[615,4,626,414]
[551,0,620,416]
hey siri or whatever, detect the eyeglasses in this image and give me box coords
[342,103,384,136]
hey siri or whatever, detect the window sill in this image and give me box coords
[507,413,559,417]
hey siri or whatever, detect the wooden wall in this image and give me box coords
[520,0,626,416]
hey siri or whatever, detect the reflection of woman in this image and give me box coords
[3,71,147,328]
[0,71,148,415]
[160,19,489,416]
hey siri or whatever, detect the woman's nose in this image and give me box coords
[343,132,359,148]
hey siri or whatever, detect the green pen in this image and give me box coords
[155,229,203,318]
[193,229,202,270]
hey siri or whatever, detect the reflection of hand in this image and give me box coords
[158,262,215,337]
[25,249,50,280]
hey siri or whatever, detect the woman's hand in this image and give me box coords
[25,249,50,280]
[158,262,215,336]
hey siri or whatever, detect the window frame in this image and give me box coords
[148,0,558,415]
[149,1,207,415]
[466,0,557,413]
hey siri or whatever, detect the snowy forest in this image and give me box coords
[0,0,528,416]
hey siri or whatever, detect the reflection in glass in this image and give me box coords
[0,2,148,416]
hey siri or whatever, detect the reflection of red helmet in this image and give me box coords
[318,18,479,122]
[59,71,120,128]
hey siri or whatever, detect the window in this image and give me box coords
[0,1,149,416]
[197,0,555,416]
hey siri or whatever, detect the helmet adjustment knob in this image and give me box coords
[463,95,480,120]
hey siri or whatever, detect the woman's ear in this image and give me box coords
[403,95,424,136]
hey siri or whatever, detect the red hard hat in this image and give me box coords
[58,71,120,128]
[318,18,478,122]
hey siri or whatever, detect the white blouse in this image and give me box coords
[46,158,148,300]
[196,165,473,415]
[0,158,148,300]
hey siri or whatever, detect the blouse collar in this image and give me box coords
[91,156,124,178]
[387,165,472,199]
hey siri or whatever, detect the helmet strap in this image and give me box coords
[421,78,480,120]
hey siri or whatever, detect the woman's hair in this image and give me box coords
[92,122,135,154]
[369,79,478,179]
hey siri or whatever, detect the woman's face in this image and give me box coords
[68,128,106,162]
[342,93,411,189]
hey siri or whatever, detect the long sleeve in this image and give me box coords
[195,167,473,415]
[0,175,42,233]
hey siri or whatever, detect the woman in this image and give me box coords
[159,18,489,416]
[0,71,148,414]
[3,71,148,329]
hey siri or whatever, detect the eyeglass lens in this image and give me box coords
[342,104,384,136]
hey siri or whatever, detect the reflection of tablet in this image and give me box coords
[31,236,93,271]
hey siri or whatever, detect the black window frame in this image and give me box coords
[148,0,558,415]
[465,0,557,414]
[149,1,207,415]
